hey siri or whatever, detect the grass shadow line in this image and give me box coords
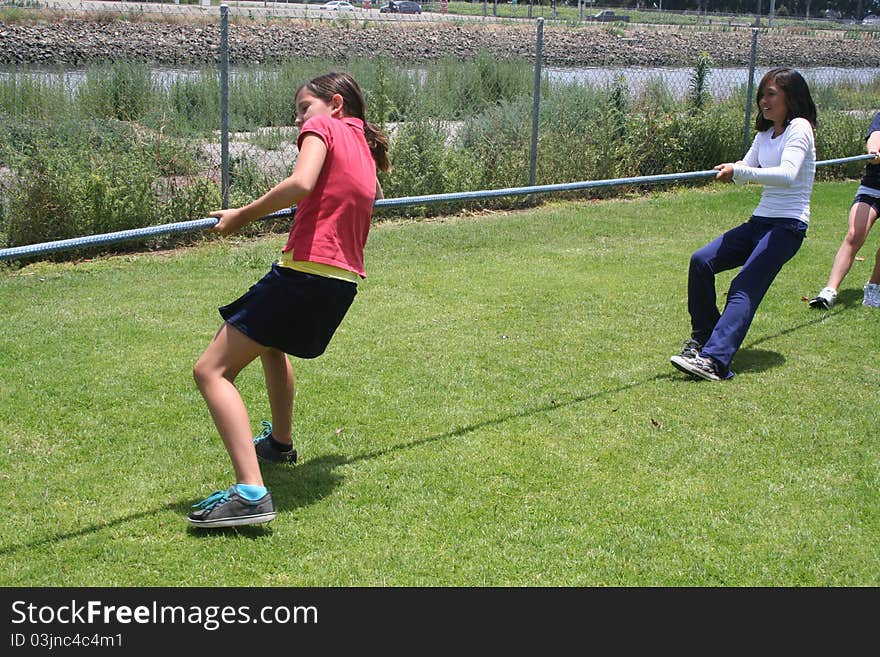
[0,502,186,557]
[190,375,672,529]
[668,303,860,377]
[749,301,859,349]
[343,374,667,467]
[675,307,857,377]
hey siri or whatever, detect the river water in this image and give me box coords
[545,65,880,100]
[2,64,879,101]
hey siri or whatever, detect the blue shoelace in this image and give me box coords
[253,420,273,444]
[192,487,233,510]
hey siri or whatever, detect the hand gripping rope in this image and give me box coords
[0,154,874,263]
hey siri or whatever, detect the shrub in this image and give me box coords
[166,72,221,137]
[815,110,869,180]
[227,154,275,216]
[0,70,70,122]
[1,118,218,253]
[379,116,455,217]
[422,53,534,120]
[455,97,532,191]
[76,62,156,122]
[688,51,713,113]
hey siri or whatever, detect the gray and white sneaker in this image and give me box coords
[669,353,722,382]
[809,286,837,309]
[863,282,880,308]
[188,487,276,528]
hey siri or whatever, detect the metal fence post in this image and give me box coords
[529,17,544,189]
[742,28,758,157]
[220,4,230,209]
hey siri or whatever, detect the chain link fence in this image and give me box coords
[0,0,549,23]
[11,0,880,27]
[2,1,880,255]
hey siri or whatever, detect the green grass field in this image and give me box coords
[0,181,877,586]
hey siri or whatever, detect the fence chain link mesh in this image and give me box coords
[2,1,880,255]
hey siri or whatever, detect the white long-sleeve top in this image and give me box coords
[732,117,816,225]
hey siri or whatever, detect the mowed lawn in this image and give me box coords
[0,181,877,586]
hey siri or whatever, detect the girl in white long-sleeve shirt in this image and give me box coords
[671,67,818,381]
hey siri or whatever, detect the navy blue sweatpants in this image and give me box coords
[688,216,807,377]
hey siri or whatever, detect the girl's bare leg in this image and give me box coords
[193,323,266,486]
[261,348,295,446]
[826,202,877,291]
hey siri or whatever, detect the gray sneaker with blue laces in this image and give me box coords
[188,486,276,528]
[253,420,298,464]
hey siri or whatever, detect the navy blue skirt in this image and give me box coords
[219,263,357,359]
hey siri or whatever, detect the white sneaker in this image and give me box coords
[809,286,837,309]
[863,282,880,308]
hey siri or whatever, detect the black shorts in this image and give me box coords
[219,263,357,359]
[853,193,880,214]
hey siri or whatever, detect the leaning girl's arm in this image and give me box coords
[733,119,812,187]
[277,133,328,202]
[209,134,328,235]
[245,134,327,215]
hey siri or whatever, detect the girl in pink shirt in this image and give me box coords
[189,72,391,528]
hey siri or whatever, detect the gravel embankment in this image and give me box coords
[0,17,878,67]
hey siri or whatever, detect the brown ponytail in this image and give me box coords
[364,121,392,173]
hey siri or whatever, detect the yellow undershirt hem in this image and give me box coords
[278,250,359,283]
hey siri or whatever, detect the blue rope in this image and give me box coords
[1,154,873,263]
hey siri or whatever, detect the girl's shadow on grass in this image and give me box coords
[730,348,785,374]
[730,300,861,374]
[0,456,351,550]
[835,288,865,307]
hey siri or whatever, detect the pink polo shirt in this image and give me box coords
[282,114,377,279]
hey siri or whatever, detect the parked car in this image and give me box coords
[862,13,880,24]
[590,9,630,22]
[321,1,356,10]
[379,1,422,13]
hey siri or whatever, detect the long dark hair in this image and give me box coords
[298,72,392,173]
[754,67,818,132]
